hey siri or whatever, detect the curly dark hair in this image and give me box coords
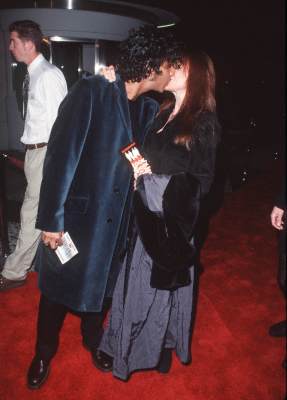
[116,25,182,82]
[9,20,43,52]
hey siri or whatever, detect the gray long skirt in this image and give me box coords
[99,235,194,380]
[99,174,195,380]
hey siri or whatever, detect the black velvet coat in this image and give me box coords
[134,110,221,290]
[35,75,158,312]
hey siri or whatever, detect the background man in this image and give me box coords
[269,180,286,368]
[0,20,67,291]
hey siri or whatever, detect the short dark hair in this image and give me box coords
[9,20,43,52]
[116,25,182,82]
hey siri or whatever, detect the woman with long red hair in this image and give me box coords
[98,49,221,380]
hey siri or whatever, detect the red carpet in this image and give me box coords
[0,165,285,400]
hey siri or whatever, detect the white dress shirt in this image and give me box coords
[21,54,67,145]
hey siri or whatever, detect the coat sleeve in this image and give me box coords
[36,78,93,232]
[188,112,221,197]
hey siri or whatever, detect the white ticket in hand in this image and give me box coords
[55,232,78,264]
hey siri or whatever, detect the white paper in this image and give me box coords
[55,232,79,264]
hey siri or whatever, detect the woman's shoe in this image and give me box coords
[92,349,113,372]
[156,348,172,374]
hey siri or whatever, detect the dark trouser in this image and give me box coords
[278,228,286,296]
[35,295,110,363]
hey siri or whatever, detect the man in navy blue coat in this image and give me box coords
[27,25,182,389]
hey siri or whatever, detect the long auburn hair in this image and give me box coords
[160,50,216,149]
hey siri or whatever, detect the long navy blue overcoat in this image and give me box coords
[35,75,158,312]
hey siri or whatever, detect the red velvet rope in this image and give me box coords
[1,154,24,170]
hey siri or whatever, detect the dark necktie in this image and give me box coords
[22,72,30,120]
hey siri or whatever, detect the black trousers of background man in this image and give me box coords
[277,227,286,297]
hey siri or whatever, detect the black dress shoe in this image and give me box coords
[156,348,172,374]
[269,320,287,337]
[91,349,113,372]
[27,356,50,389]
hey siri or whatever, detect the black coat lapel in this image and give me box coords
[113,77,133,142]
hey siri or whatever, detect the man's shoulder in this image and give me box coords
[40,58,65,79]
[139,95,159,113]
[66,74,109,99]
[82,74,111,87]
[142,96,158,107]
[40,57,59,71]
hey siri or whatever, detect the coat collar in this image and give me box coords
[113,75,133,142]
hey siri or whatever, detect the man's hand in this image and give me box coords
[42,231,64,249]
[270,206,285,230]
[99,65,116,82]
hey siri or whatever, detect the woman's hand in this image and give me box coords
[121,142,151,189]
[99,65,116,82]
[133,158,152,180]
[133,158,152,189]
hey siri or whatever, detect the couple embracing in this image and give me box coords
[27,25,221,388]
